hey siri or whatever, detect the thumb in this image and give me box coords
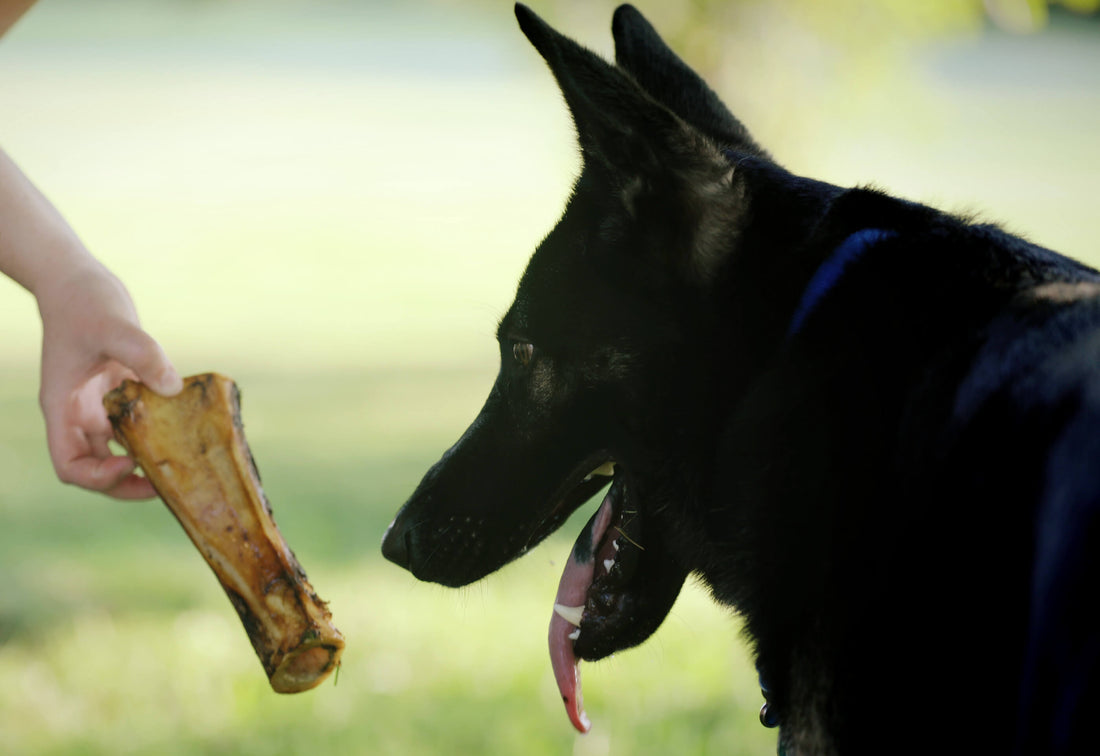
[107,324,184,397]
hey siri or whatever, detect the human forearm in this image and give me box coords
[0,147,93,298]
[0,0,36,37]
[1,3,183,499]
[0,146,182,497]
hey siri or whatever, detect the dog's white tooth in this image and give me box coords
[603,558,615,573]
[590,461,616,477]
[553,603,584,628]
[568,629,581,641]
[612,539,620,551]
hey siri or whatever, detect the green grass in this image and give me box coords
[1,2,1097,754]
[0,369,774,756]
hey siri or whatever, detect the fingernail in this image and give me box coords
[159,367,184,395]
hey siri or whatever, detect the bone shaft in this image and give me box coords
[104,374,344,693]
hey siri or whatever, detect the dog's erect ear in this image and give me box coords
[611,5,766,158]
[516,3,681,173]
[516,3,743,280]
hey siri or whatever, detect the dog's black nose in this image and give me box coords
[381,518,411,569]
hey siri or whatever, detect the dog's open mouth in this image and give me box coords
[548,470,640,733]
[545,466,688,733]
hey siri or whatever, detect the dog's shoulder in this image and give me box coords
[771,184,1099,363]
[954,277,1100,423]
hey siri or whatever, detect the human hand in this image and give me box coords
[35,258,182,499]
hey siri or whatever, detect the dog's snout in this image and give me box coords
[381,517,411,569]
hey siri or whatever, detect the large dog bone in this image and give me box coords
[103,373,344,693]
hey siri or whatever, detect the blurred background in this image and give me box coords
[0,1,1097,754]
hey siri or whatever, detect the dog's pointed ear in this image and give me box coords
[515,4,735,175]
[611,4,766,158]
[515,3,675,172]
[517,2,748,281]
[516,4,743,281]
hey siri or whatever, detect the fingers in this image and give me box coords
[43,407,156,500]
[103,472,158,501]
[34,264,180,498]
[52,451,158,500]
[105,324,183,397]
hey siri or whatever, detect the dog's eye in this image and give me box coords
[512,341,534,367]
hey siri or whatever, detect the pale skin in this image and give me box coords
[1,0,182,498]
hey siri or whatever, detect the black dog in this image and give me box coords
[383,5,1099,753]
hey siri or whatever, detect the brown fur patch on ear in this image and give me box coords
[667,127,746,282]
[688,161,745,282]
[615,123,746,283]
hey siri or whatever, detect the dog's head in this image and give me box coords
[383,3,766,731]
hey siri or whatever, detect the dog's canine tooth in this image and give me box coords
[612,539,620,551]
[568,628,581,641]
[603,558,615,573]
[554,603,585,627]
[584,461,615,483]
[590,461,616,477]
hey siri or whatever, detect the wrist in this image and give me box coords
[30,234,94,292]
[31,242,100,309]
[35,251,129,336]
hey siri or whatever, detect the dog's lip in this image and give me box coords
[523,453,616,551]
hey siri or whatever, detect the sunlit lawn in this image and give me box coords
[0,4,777,753]
[1,2,1097,755]
[0,368,772,756]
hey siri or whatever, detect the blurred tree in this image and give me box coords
[447,0,1098,170]
[453,0,1100,80]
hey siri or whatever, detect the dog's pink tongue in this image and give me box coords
[549,492,615,734]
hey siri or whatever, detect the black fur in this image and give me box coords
[383,5,1100,753]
